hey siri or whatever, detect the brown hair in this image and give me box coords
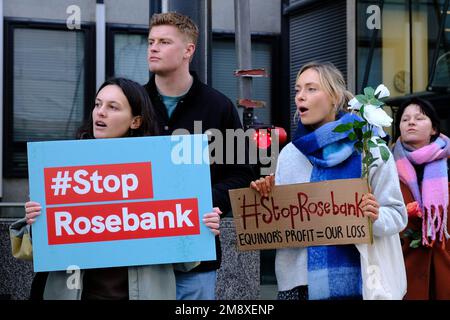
[395,97,440,142]
[150,12,199,45]
[77,78,159,139]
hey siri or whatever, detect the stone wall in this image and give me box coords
[0,219,34,300]
[0,217,260,300]
[216,218,260,299]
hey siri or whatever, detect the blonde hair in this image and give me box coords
[294,61,353,120]
[150,12,199,45]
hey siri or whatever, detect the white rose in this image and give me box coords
[363,105,393,138]
[374,84,390,99]
[348,97,363,110]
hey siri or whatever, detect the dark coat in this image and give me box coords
[400,181,450,299]
[144,73,256,271]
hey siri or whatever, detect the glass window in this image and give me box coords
[113,33,149,85]
[357,0,450,94]
[428,0,450,89]
[5,26,89,176]
[14,29,85,141]
[356,0,450,139]
[212,39,272,125]
[0,206,27,219]
[357,1,410,96]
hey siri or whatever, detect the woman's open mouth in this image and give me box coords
[95,121,107,128]
[298,107,309,115]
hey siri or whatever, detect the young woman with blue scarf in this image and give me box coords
[251,62,407,300]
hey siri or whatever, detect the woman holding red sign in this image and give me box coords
[250,62,407,300]
[10,77,221,300]
[392,98,450,299]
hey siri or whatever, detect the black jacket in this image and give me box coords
[144,72,255,271]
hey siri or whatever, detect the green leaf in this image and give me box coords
[412,231,421,240]
[364,87,375,98]
[355,142,363,153]
[348,132,357,141]
[333,123,353,133]
[353,120,366,129]
[368,140,377,148]
[369,99,384,107]
[379,146,390,162]
[355,94,369,104]
[402,229,414,238]
[368,157,379,166]
[363,131,372,139]
[376,138,386,145]
[410,239,421,249]
[362,152,378,166]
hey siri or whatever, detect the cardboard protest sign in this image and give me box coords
[229,178,373,251]
[27,134,215,272]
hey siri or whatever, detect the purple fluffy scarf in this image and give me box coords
[393,134,450,246]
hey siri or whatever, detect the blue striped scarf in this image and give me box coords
[292,112,363,300]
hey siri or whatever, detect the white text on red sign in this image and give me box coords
[44,162,153,204]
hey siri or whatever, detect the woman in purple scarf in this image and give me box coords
[393,98,450,299]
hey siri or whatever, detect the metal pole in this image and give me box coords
[346,0,356,94]
[150,0,162,15]
[149,0,162,81]
[167,0,211,85]
[0,0,3,198]
[96,0,106,90]
[161,0,168,13]
[234,0,253,128]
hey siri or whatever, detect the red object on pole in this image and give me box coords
[237,99,266,108]
[234,68,268,77]
[274,127,287,146]
[252,126,287,149]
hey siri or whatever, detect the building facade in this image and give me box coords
[0,0,282,300]
[1,0,449,299]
